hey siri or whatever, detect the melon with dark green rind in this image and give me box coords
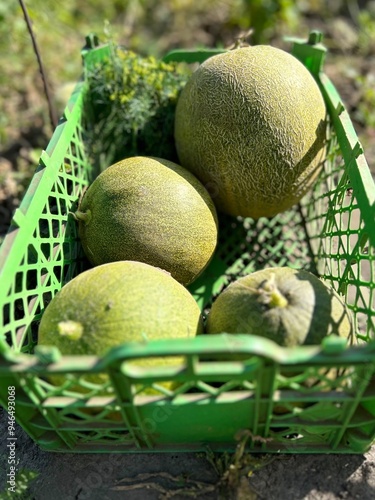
[37,261,203,392]
[206,267,354,346]
[74,156,218,286]
[174,46,327,219]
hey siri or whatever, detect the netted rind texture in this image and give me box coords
[174,46,327,218]
[76,156,218,285]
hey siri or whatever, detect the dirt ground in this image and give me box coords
[1,407,375,500]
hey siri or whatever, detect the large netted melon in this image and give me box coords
[74,156,218,286]
[174,46,327,218]
[38,261,203,392]
[206,267,354,346]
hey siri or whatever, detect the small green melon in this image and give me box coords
[206,267,354,346]
[74,156,218,285]
[174,46,327,218]
[38,261,203,392]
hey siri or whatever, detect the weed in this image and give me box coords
[0,469,38,500]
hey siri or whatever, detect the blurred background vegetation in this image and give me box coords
[1,0,375,237]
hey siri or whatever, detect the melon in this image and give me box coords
[206,267,354,346]
[174,46,327,218]
[38,261,203,393]
[74,156,218,285]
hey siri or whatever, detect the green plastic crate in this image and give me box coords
[1,31,375,454]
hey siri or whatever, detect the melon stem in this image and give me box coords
[258,273,288,308]
[58,320,83,341]
[268,289,288,308]
[72,209,91,225]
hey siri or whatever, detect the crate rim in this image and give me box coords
[2,333,374,374]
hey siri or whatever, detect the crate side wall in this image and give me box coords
[0,89,93,353]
